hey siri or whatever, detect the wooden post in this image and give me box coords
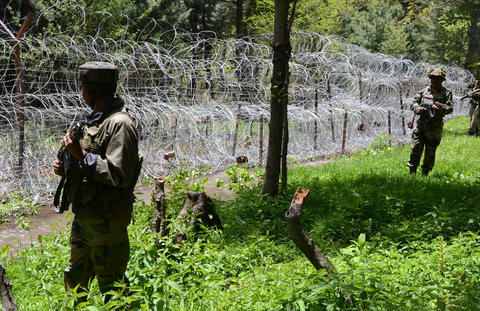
[0,12,34,177]
[13,46,25,176]
[170,117,177,151]
[0,261,17,311]
[205,116,209,137]
[388,111,392,147]
[327,78,335,141]
[152,177,167,238]
[259,116,264,165]
[357,72,366,131]
[341,109,348,155]
[388,111,392,134]
[232,103,241,156]
[400,89,406,135]
[314,88,318,150]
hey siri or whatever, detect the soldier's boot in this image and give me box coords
[468,130,475,136]
[422,169,430,176]
[409,166,417,174]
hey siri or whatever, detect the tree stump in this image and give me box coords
[285,187,354,305]
[152,177,167,238]
[0,261,17,311]
[174,191,223,243]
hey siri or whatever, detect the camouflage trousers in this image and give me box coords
[64,212,131,298]
[407,128,442,172]
[469,103,480,135]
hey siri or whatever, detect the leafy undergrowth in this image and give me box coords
[2,116,480,310]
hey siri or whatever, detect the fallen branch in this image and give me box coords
[285,187,354,305]
[0,261,17,311]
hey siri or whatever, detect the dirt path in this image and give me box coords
[0,170,235,257]
[0,160,329,257]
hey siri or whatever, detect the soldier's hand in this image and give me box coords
[62,132,85,161]
[417,106,427,114]
[53,159,64,176]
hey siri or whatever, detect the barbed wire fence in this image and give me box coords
[0,26,473,202]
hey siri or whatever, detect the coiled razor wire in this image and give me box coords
[0,30,472,201]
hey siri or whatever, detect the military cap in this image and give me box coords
[427,67,446,80]
[78,61,119,84]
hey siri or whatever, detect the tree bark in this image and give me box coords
[174,191,223,243]
[285,187,354,305]
[152,177,167,238]
[285,187,336,274]
[263,0,290,196]
[0,261,17,311]
[467,8,480,65]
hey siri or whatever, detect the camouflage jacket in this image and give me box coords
[411,85,453,133]
[470,89,480,105]
[68,97,142,218]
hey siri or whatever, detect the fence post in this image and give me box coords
[341,109,348,155]
[232,102,241,156]
[400,89,406,136]
[259,115,263,165]
[388,111,392,146]
[327,78,335,141]
[1,12,34,177]
[314,88,318,150]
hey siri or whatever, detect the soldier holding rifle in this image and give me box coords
[463,74,480,136]
[52,62,142,304]
[407,67,453,176]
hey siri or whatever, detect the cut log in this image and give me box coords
[174,191,223,243]
[0,261,17,311]
[152,177,167,238]
[285,187,354,305]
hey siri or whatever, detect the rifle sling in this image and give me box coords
[53,175,67,213]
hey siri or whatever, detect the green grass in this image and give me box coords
[2,116,480,310]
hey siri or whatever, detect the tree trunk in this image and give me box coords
[0,261,17,311]
[467,8,480,65]
[285,187,354,305]
[263,0,290,196]
[235,0,244,36]
[174,191,223,243]
[152,177,167,238]
[281,89,288,192]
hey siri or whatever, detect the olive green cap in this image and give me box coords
[427,67,446,80]
[78,61,119,84]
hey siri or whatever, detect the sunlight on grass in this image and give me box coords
[2,116,480,310]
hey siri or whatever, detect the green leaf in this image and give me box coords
[358,233,366,247]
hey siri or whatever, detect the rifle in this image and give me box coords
[461,88,480,101]
[53,121,85,213]
[420,101,435,119]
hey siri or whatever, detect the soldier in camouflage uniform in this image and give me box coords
[407,67,453,176]
[465,76,480,135]
[53,62,142,304]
